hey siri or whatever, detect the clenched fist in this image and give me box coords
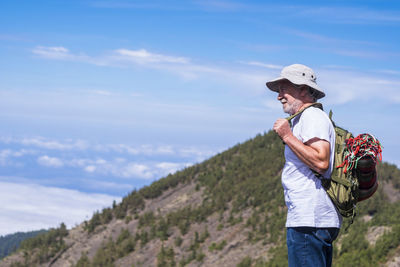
[273,118,292,141]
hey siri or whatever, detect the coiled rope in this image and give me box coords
[337,133,383,174]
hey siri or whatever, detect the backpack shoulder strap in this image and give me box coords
[285,102,323,127]
[329,109,337,127]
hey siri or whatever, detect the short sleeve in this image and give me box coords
[299,108,331,144]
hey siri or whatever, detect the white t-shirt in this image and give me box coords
[282,107,342,228]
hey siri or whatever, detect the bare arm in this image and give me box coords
[273,118,330,174]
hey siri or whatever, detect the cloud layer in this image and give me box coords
[31,46,400,105]
[0,181,119,236]
[0,136,216,181]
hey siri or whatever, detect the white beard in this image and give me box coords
[283,99,302,115]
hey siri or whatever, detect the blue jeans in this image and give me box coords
[287,227,340,267]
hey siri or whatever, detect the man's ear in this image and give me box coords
[299,86,308,97]
[299,86,314,101]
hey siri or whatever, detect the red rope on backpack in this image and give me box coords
[337,134,383,174]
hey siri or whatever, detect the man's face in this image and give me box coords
[277,81,302,115]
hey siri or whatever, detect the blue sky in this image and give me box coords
[0,0,399,235]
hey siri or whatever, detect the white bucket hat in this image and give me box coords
[266,64,325,99]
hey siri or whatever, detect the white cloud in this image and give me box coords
[95,158,107,165]
[29,46,400,110]
[318,68,400,104]
[0,134,218,179]
[0,136,91,155]
[0,181,119,236]
[66,156,192,180]
[239,61,283,70]
[32,46,109,66]
[30,46,269,87]
[64,157,154,179]
[114,48,189,64]
[33,46,191,70]
[138,144,174,156]
[0,149,35,165]
[156,162,185,175]
[37,155,64,167]
[89,160,167,179]
[97,144,139,154]
[120,163,154,179]
[69,158,92,167]
[19,137,88,151]
[155,145,175,154]
[84,165,96,173]
[32,46,71,59]
[95,143,207,158]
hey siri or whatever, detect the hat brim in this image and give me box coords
[266,77,325,99]
[266,77,288,93]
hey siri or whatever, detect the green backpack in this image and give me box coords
[286,103,358,221]
[323,112,358,219]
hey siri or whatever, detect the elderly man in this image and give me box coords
[266,64,341,267]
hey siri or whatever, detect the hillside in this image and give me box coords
[0,230,47,260]
[1,130,400,267]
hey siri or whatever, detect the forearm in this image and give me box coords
[283,134,329,174]
[273,117,330,174]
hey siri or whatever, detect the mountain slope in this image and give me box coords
[0,230,47,260]
[1,131,400,267]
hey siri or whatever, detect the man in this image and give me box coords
[266,64,341,267]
